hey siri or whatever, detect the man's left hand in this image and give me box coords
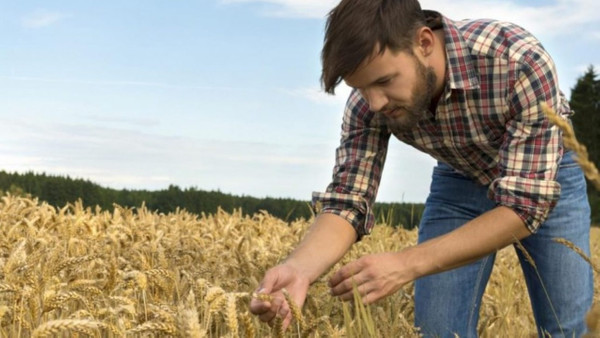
[328,251,413,304]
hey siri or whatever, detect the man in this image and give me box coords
[249,0,593,336]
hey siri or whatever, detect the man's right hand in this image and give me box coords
[249,214,357,329]
[249,263,310,330]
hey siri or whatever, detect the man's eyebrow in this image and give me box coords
[367,73,396,87]
[347,73,396,90]
[372,75,392,83]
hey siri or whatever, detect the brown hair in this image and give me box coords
[321,0,426,94]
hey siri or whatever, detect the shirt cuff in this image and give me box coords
[488,176,561,232]
[311,191,373,240]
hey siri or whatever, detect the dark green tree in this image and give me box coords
[570,65,600,168]
[0,170,424,228]
[569,65,600,223]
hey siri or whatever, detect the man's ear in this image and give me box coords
[415,27,435,57]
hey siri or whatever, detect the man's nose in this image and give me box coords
[362,88,389,112]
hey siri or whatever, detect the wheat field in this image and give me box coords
[0,193,598,337]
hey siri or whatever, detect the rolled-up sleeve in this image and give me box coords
[312,90,391,240]
[488,47,568,233]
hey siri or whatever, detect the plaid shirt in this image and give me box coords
[313,12,572,239]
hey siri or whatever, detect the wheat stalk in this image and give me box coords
[240,311,256,338]
[541,102,600,190]
[552,238,599,274]
[225,293,239,334]
[31,319,103,338]
[272,315,285,338]
[514,239,536,269]
[52,255,97,275]
[251,291,273,302]
[4,189,594,336]
[283,288,307,330]
[127,321,177,335]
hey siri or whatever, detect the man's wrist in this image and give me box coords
[398,246,430,282]
[281,257,317,284]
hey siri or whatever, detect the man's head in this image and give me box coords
[344,47,438,132]
[321,0,426,95]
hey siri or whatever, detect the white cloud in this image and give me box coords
[21,9,70,28]
[0,117,434,201]
[282,82,352,106]
[220,0,599,38]
[590,31,600,40]
[83,114,160,128]
[0,118,332,197]
[421,0,600,38]
[0,75,250,91]
[0,153,47,170]
[220,0,339,18]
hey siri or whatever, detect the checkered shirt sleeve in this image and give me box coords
[489,45,564,232]
[311,91,391,240]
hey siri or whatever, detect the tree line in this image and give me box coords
[570,65,600,224]
[0,171,424,229]
[1,66,597,227]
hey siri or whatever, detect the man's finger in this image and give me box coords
[330,274,358,296]
[250,270,282,316]
[282,311,293,331]
[361,288,381,305]
[337,280,370,302]
[259,310,277,323]
[249,298,271,315]
[257,272,278,295]
[329,261,360,287]
[257,296,284,323]
[279,306,289,320]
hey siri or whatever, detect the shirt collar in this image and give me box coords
[429,12,480,92]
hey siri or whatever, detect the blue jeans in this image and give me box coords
[414,151,593,338]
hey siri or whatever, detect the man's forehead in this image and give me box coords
[343,48,400,88]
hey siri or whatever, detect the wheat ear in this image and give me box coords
[541,102,600,190]
[553,238,600,273]
[225,293,239,334]
[31,319,103,338]
[283,288,307,330]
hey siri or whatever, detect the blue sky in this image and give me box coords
[1,0,598,203]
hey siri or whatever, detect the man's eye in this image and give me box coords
[376,78,391,85]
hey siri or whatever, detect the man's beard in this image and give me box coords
[385,57,437,133]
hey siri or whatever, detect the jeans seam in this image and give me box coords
[558,163,579,169]
[468,256,489,336]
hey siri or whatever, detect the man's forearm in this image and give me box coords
[283,213,357,283]
[407,206,531,279]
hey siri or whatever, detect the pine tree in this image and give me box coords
[570,65,600,172]
[569,65,600,223]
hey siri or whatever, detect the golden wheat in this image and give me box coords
[127,320,177,335]
[283,288,308,331]
[0,192,598,337]
[225,293,239,334]
[31,319,104,338]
